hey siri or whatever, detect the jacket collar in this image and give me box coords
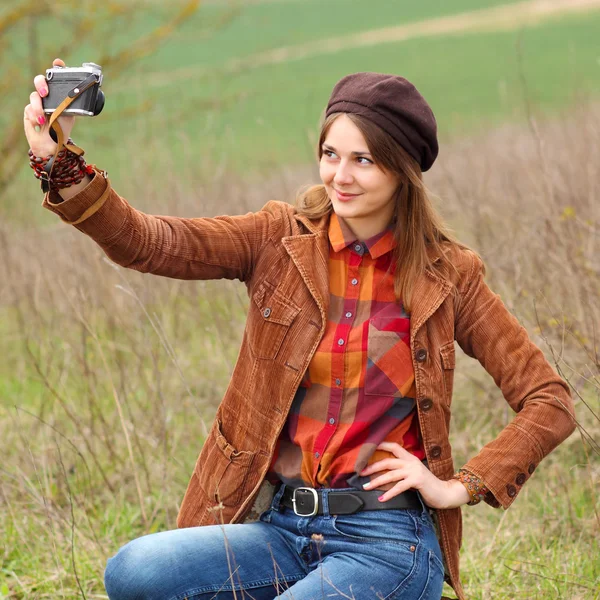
[285,210,451,339]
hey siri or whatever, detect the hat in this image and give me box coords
[325,72,438,172]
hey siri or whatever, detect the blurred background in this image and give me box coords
[0,1,598,598]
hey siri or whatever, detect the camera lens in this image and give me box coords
[94,91,105,116]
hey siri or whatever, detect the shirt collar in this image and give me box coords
[328,212,396,259]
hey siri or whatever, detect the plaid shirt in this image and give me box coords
[267,212,425,490]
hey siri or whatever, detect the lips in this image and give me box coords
[334,189,361,201]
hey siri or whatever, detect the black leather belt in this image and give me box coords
[277,484,422,516]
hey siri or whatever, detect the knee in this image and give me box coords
[104,537,156,600]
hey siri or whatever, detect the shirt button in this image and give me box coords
[416,349,428,362]
[263,307,271,318]
[337,338,344,346]
[506,484,517,498]
[516,473,526,486]
[335,378,341,386]
[329,418,335,425]
[351,278,358,285]
[429,445,442,459]
[315,452,320,458]
[345,311,352,318]
[528,463,536,474]
[354,244,362,252]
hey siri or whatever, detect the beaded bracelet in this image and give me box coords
[452,469,490,506]
[28,139,93,192]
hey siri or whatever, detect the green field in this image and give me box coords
[1,2,599,598]
[4,0,600,205]
[100,8,600,174]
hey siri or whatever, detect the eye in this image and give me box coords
[357,156,373,165]
[323,149,337,159]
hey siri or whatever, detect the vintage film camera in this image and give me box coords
[42,62,105,117]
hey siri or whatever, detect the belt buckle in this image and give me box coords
[292,487,319,517]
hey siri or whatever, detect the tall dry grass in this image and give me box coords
[0,102,598,598]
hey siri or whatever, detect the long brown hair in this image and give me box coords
[295,112,480,312]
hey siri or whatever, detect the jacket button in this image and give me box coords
[416,349,428,362]
[506,484,517,497]
[528,463,536,474]
[516,473,526,486]
[430,445,442,458]
[420,398,433,411]
[263,307,271,318]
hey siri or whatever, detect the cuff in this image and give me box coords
[42,165,110,225]
[452,469,491,506]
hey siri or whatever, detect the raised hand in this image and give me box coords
[24,58,76,157]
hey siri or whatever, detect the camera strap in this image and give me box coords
[42,74,100,191]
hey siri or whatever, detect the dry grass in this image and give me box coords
[0,102,598,598]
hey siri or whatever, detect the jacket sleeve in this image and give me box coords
[41,166,284,282]
[454,253,576,509]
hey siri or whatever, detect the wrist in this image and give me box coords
[29,139,90,194]
[444,478,472,508]
[29,144,57,159]
[56,173,94,202]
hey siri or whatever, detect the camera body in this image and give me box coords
[42,62,105,117]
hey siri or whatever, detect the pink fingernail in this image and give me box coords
[41,88,48,97]
[378,495,385,502]
[37,115,46,125]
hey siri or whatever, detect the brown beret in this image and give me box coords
[325,72,438,172]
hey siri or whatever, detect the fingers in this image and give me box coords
[29,91,46,128]
[360,457,399,475]
[377,441,413,458]
[24,59,67,156]
[23,103,41,131]
[32,57,66,120]
[360,443,417,475]
[362,468,407,491]
[378,479,414,503]
[23,103,34,133]
[33,74,48,98]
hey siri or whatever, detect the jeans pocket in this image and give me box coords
[331,509,420,547]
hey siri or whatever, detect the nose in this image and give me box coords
[333,160,353,186]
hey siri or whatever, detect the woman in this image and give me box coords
[24,59,576,600]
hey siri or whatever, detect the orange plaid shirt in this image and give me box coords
[267,212,425,490]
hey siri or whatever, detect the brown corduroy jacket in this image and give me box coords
[43,167,576,600]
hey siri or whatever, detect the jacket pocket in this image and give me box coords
[439,341,456,405]
[247,280,300,360]
[197,417,258,507]
[365,309,412,397]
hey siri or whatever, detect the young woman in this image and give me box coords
[24,59,576,600]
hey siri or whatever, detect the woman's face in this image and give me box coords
[319,114,400,240]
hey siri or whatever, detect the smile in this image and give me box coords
[334,189,362,202]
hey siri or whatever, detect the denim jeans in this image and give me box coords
[104,485,445,600]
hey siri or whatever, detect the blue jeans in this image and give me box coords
[104,485,445,600]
